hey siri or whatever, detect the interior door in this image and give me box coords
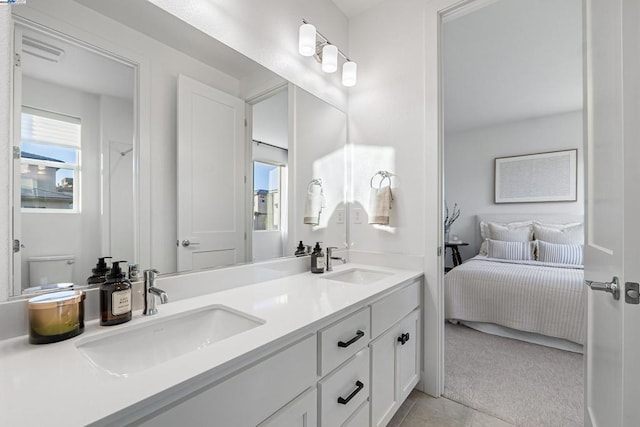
[12,24,22,295]
[584,0,640,425]
[177,74,245,272]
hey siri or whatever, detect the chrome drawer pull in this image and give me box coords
[337,380,364,405]
[337,330,365,348]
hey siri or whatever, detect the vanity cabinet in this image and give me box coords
[137,279,421,427]
[141,335,317,426]
[370,282,421,427]
[258,387,318,427]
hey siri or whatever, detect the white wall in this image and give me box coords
[100,95,134,264]
[293,86,348,252]
[444,110,584,263]
[20,77,101,289]
[348,0,426,256]
[253,89,288,149]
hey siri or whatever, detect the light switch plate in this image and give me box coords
[336,208,345,224]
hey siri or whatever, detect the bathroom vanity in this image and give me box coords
[0,262,422,426]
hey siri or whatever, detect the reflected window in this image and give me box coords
[20,107,81,212]
[253,161,284,231]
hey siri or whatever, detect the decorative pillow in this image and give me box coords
[537,240,583,265]
[533,222,583,244]
[486,239,535,261]
[479,221,533,255]
[487,222,534,242]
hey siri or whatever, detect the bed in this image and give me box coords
[445,214,585,350]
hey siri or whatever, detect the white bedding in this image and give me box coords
[445,255,585,344]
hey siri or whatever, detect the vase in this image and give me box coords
[444,226,450,243]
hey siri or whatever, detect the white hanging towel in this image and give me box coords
[304,183,325,225]
[368,185,393,225]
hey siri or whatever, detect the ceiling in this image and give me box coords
[443,0,583,133]
[20,26,134,100]
[74,0,272,81]
[331,0,385,18]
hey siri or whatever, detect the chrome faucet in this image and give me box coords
[143,269,168,316]
[326,247,347,272]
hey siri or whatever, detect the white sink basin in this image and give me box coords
[325,268,393,285]
[76,305,265,377]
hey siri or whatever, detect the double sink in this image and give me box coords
[75,268,392,376]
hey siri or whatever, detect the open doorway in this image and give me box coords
[441,0,585,425]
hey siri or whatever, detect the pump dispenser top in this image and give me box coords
[87,256,112,285]
[107,261,127,281]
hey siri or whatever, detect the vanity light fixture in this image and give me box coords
[299,19,357,87]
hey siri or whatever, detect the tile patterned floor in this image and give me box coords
[388,389,514,427]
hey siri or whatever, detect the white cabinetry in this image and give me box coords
[142,335,316,426]
[259,387,318,427]
[137,278,422,427]
[370,281,421,427]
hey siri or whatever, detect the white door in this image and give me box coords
[177,75,246,272]
[12,24,22,295]
[584,0,640,425]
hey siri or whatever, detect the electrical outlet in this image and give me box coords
[336,208,345,224]
[353,208,363,224]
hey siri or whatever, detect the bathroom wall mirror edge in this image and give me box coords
[5,0,348,301]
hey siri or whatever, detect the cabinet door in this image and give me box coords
[370,309,421,427]
[370,323,401,427]
[397,309,420,402]
[259,387,317,427]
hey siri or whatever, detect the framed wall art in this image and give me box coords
[494,149,578,203]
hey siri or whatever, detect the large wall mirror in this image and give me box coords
[8,0,347,299]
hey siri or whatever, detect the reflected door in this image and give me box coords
[177,75,246,272]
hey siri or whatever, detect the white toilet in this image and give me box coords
[28,255,75,286]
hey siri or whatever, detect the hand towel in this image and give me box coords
[304,184,325,225]
[368,185,393,225]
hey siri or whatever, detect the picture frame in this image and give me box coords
[494,149,578,203]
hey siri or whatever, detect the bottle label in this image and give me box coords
[112,289,131,316]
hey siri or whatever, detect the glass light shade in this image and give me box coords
[321,45,338,73]
[342,61,357,87]
[298,23,317,57]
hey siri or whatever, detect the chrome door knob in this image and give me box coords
[181,239,200,247]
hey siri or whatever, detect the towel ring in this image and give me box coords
[370,171,393,189]
[308,178,323,194]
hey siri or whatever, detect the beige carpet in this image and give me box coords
[444,322,583,427]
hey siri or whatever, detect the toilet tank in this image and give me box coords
[28,255,75,286]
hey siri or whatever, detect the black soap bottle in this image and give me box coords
[100,261,132,326]
[295,241,307,257]
[311,242,325,274]
[87,257,112,286]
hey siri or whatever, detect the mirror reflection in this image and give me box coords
[9,0,347,298]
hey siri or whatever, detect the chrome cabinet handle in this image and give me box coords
[586,276,620,300]
[181,240,200,247]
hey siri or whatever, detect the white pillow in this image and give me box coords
[478,221,533,255]
[537,240,583,265]
[486,239,535,261]
[533,222,583,244]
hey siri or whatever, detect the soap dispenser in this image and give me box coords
[295,241,307,257]
[100,260,132,326]
[87,257,112,286]
[311,242,325,274]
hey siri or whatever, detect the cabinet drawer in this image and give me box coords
[258,387,317,427]
[343,401,369,427]
[371,280,420,338]
[142,335,316,426]
[319,348,370,427]
[318,307,370,376]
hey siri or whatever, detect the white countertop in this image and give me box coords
[0,263,421,426]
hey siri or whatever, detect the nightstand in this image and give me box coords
[444,242,468,272]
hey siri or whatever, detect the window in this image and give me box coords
[20,107,81,212]
[253,161,283,231]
